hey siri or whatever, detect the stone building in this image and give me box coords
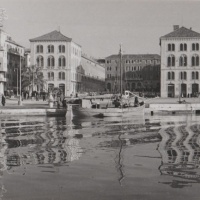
[77,54,105,93]
[0,28,24,95]
[105,54,160,93]
[160,26,200,97]
[29,30,81,96]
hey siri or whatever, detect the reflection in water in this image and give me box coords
[158,118,200,188]
[3,117,83,168]
[1,114,200,198]
[0,116,84,198]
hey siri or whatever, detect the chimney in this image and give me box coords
[173,25,179,31]
[190,27,192,30]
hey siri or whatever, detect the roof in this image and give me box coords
[105,54,160,60]
[29,30,72,42]
[161,26,200,39]
[6,39,24,48]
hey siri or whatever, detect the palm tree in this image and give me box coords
[21,65,46,93]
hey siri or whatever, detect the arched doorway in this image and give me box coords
[181,83,187,97]
[107,83,111,92]
[59,84,65,95]
[192,83,199,96]
[48,83,54,92]
[132,83,135,91]
[168,83,174,97]
[126,83,130,90]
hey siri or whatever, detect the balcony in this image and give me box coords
[47,78,54,81]
[0,77,7,82]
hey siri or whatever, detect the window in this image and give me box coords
[180,43,187,51]
[179,55,187,66]
[47,56,55,67]
[58,56,66,67]
[168,72,175,80]
[180,71,187,80]
[48,72,54,80]
[168,71,175,80]
[167,55,175,66]
[192,71,199,80]
[47,45,54,53]
[192,55,199,66]
[36,45,43,53]
[36,56,44,67]
[58,45,65,53]
[58,72,65,80]
[192,43,199,51]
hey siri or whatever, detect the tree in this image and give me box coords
[21,65,46,92]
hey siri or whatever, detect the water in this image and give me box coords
[0,114,200,199]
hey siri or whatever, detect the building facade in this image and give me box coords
[0,28,24,95]
[160,26,200,98]
[77,54,105,93]
[30,30,81,96]
[105,54,160,93]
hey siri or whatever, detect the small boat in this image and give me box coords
[72,92,145,118]
[72,103,144,118]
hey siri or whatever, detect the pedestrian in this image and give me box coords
[36,92,39,101]
[22,92,24,101]
[1,95,5,106]
[26,92,28,100]
[43,93,45,101]
[62,98,67,108]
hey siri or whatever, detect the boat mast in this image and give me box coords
[119,44,123,94]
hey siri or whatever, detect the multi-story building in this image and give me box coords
[0,28,24,95]
[29,30,81,96]
[160,25,200,97]
[105,54,160,93]
[77,54,105,93]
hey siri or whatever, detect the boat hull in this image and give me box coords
[72,105,144,118]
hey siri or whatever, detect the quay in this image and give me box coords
[145,97,200,115]
[0,98,67,117]
[1,96,200,117]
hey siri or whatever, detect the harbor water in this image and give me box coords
[0,113,200,200]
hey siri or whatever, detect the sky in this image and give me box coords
[1,0,200,58]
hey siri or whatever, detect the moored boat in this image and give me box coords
[72,94,145,118]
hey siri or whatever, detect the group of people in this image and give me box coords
[55,93,67,108]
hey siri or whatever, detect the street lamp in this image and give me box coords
[14,68,18,96]
[18,55,22,106]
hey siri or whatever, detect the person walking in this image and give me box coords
[1,95,5,106]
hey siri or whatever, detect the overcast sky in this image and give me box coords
[1,0,200,58]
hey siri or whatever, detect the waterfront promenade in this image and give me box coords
[0,96,200,116]
[0,98,67,116]
[0,98,50,109]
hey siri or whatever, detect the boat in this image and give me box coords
[72,89,145,118]
[72,102,144,118]
[71,45,145,118]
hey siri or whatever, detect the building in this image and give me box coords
[0,28,24,95]
[160,26,200,98]
[105,54,160,93]
[29,30,82,96]
[77,54,105,93]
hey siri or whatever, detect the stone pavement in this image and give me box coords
[0,98,50,109]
